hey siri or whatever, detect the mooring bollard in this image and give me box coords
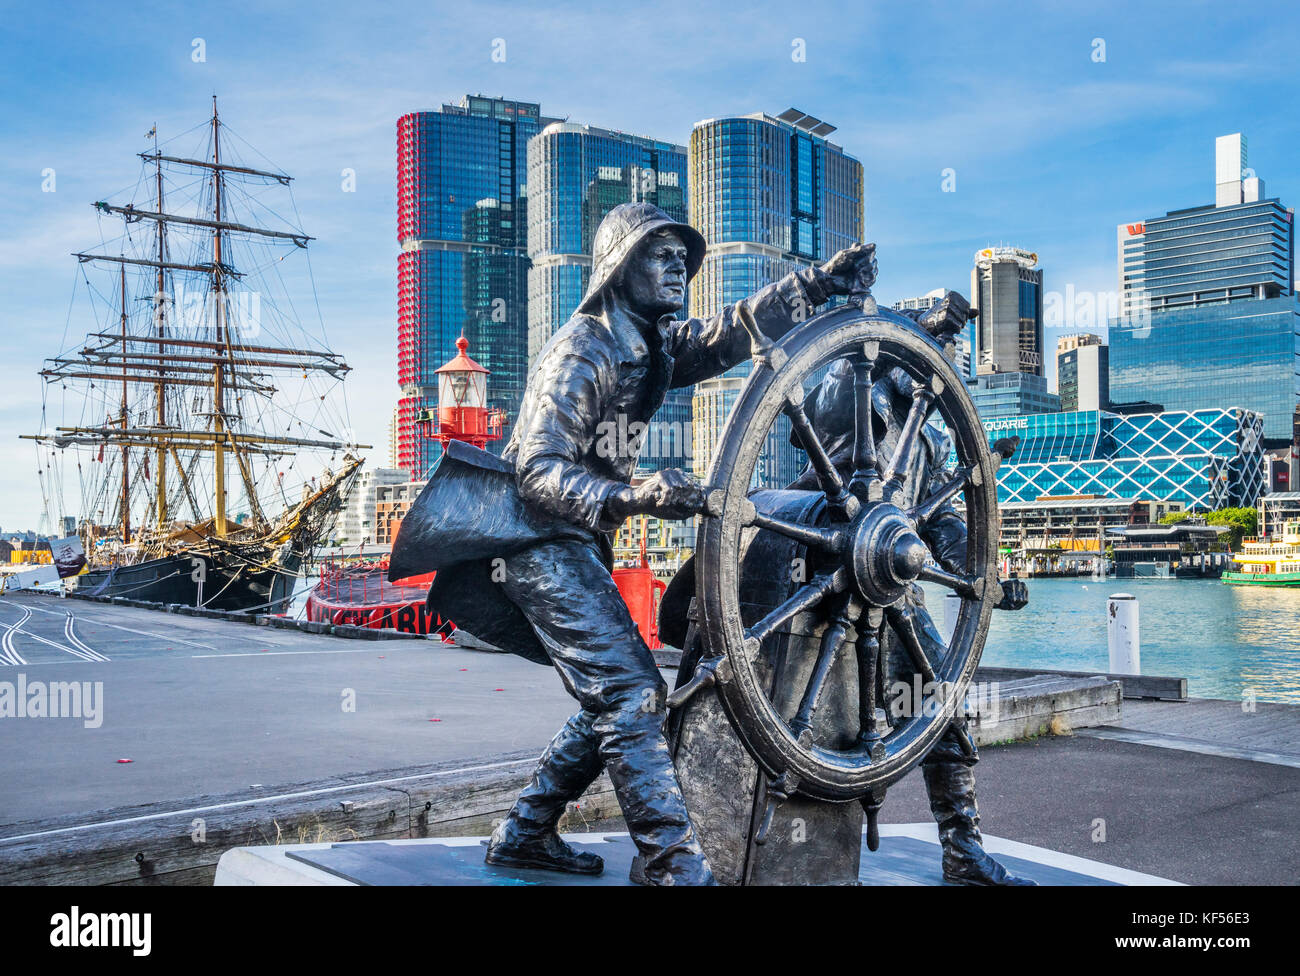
[943,592,962,642]
[1107,593,1140,674]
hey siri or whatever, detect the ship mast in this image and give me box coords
[26,96,370,549]
[119,264,130,544]
[211,95,228,536]
[153,127,168,529]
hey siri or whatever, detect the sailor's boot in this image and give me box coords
[485,711,606,875]
[923,759,1037,886]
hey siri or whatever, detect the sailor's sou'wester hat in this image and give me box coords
[577,202,706,314]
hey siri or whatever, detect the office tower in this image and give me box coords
[338,466,409,546]
[396,96,556,478]
[966,371,1060,419]
[526,122,691,475]
[1111,133,1298,445]
[971,246,1044,376]
[689,108,864,487]
[893,288,948,314]
[1057,333,1109,412]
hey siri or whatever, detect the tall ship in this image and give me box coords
[1223,521,1300,587]
[24,98,366,612]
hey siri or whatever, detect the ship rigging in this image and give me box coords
[24,97,369,610]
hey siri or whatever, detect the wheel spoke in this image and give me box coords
[849,354,880,499]
[746,569,848,644]
[784,395,851,504]
[915,564,981,598]
[788,594,856,742]
[882,387,935,495]
[748,509,844,555]
[909,464,972,526]
[854,604,885,751]
[884,602,937,684]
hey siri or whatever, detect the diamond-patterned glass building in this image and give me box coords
[989,408,1265,510]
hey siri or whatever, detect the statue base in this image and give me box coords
[213,825,1178,886]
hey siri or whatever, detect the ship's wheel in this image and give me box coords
[676,299,1004,824]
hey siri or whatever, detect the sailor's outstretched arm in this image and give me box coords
[667,242,877,387]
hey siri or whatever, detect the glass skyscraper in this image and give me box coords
[396,96,555,477]
[1110,133,1298,447]
[966,370,1060,419]
[1118,200,1293,314]
[525,122,691,476]
[688,109,864,488]
[1111,299,1298,442]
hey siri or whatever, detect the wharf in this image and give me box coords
[0,589,1296,885]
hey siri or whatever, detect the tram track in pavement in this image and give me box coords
[0,605,30,665]
[0,600,108,664]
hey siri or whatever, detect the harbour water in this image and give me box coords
[927,578,1300,704]
[289,568,1299,703]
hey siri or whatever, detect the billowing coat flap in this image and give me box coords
[387,439,590,583]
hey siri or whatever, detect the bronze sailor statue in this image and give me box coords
[391,202,877,885]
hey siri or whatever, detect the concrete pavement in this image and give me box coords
[0,591,575,827]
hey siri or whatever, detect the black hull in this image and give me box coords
[78,550,295,612]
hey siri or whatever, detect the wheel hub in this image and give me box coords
[846,500,925,606]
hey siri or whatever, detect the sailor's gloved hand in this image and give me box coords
[606,469,706,522]
[915,290,971,344]
[995,578,1028,611]
[820,242,877,296]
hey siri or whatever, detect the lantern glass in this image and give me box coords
[440,369,486,409]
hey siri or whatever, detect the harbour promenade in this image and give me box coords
[0,589,1296,885]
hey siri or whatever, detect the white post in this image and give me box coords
[1107,593,1140,674]
[943,593,962,642]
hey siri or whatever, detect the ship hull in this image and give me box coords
[1222,571,1300,587]
[78,549,295,612]
[305,568,445,635]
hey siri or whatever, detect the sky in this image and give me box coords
[1,0,1297,531]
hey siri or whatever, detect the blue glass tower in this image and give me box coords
[1110,133,1298,446]
[688,109,864,488]
[397,96,555,477]
[966,371,1060,419]
[526,122,691,476]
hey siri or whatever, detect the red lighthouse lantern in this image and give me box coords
[425,336,505,449]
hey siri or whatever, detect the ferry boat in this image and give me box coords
[1223,521,1300,586]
